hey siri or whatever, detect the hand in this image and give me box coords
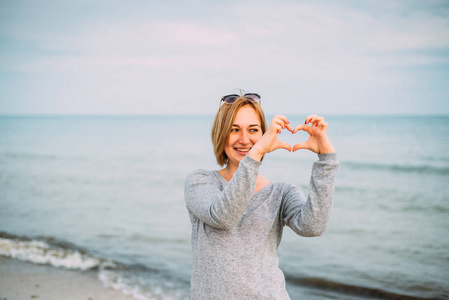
[291,114,335,154]
[248,115,292,161]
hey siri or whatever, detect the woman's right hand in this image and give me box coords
[248,115,292,162]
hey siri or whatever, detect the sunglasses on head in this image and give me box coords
[220,93,261,106]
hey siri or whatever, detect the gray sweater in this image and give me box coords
[184,153,339,299]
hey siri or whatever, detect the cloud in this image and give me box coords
[152,21,240,47]
[0,0,448,115]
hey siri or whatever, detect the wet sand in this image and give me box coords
[0,257,136,300]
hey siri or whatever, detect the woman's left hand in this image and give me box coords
[291,114,335,154]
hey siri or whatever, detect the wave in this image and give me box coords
[285,274,446,300]
[0,231,189,300]
[2,231,445,300]
[344,161,449,176]
[0,231,109,271]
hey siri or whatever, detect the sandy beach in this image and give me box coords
[0,257,136,300]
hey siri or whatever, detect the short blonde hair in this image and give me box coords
[211,97,267,166]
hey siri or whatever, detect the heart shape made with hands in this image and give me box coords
[270,115,329,153]
[276,126,308,152]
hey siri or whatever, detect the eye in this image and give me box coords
[230,128,239,132]
[249,128,259,133]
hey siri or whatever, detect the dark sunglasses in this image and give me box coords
[220,93,261,106]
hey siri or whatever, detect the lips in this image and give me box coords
[235,148,251,153]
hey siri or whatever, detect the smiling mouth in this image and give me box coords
[235,148,251,153]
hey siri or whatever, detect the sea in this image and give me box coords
[0,115,448,300]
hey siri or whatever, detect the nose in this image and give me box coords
[238,131,250,144]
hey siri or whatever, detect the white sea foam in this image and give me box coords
[0,237,104,270]
[98,267,187,300]
[0,236,186,300]
[98,268,153,300]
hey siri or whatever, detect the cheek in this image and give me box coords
[224,135,236,154]
[226,134,237,146]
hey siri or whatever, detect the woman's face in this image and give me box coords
[224,105,263,168]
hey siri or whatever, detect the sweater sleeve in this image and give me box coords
[184,155,261,230]
[281,153,340,237]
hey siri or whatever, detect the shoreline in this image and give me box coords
[0,257,136,300]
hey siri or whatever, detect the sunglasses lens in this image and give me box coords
[244,93,261,103]
[220,93,261,105]
[221,95,239,104]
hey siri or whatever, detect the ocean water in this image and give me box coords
[0,115,448,300]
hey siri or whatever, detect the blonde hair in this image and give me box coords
[211,97,267,166]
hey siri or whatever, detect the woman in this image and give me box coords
[184,93,339,299]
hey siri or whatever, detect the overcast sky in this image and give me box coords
[1,0,448,115]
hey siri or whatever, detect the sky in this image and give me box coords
[0,0,448,116]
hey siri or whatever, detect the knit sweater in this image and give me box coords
[184,153,339,299]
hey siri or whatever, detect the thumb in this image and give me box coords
[292,142,307,152]
[279,142,292,152]
[273,140,292,152]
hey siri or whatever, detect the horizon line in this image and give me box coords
[0,112,448,118]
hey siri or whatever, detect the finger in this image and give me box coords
[292,124,310,134]
[273,114,289,124]
[276,124,283,132]
[315,121,328,128]
[310,116,324,125]
[292,142,307,152]
[305,114,325,125]
[272,115,291,131]
[271,124,283,134]
[304,114,318,124]
[276,141,292,152]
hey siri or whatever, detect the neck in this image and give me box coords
[219,161,239,181]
